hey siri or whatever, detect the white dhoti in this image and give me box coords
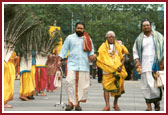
[66,70,90,106]
[140,72,162,103]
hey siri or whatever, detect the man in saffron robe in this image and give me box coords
[58,22,96,111]
[96,31,128,111]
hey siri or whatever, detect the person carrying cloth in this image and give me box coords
[133,19,164,111]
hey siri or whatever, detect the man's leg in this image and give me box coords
[154,101,160,111]
[146,103,152,111]
[65,71,75,111]
[102,91,110,111]
[75,71,82,111]
[65,104,74,111]
[113,96,120,111]
[141,72,154,111]
[75,102,82,111]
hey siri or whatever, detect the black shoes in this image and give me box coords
[75,105,82,111]
[65,105,82,111]
[65,105,74,111]
[154,102,160,111]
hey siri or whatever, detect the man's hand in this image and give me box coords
[88,54,97,61]
[135,58,141,74]
[159,58,164,70]
[135,59,141,68]
[117,66,122,72]
[155,71,160,80]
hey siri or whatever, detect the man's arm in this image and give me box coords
[57,36,70,67]
[88,38,96,61]
[133,41,141,68]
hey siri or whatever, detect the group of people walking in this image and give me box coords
[4,47,60,107]
[57,20,164,111]
[4,19,164,111]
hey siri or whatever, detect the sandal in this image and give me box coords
[154,102,160,111]
[27,95,35,100]
[19,96,29,101]
[145,109,152,111]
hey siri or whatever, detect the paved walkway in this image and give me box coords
[4,78,165,112]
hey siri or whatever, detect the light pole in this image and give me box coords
[71,12,74,33]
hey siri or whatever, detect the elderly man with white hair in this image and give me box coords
[96,31,128,111]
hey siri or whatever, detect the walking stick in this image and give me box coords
[54,66,66,109]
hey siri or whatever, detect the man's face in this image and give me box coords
[142,21,152,33]
[76,24,84,37]
[106,35,115,44]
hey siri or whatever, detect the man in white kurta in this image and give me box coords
[133,20,164,111]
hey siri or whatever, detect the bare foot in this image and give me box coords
[102,106,110,111]
[113,104,120,111]
[4,104,13,108]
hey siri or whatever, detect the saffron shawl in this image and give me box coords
[96,40,123,74]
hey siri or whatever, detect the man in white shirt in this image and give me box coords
[133,19,164,111]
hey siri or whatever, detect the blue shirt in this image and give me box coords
[59,33,94,72]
